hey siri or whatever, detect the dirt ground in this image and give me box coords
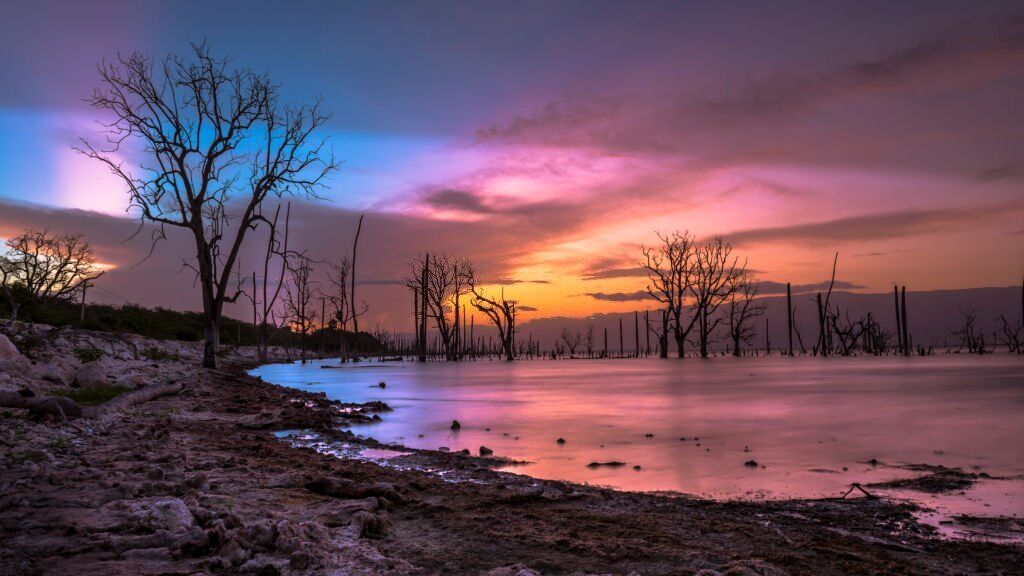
[1,330,1022,574]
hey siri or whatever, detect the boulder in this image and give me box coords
[0,334,29,373]
[145,498,196,533]
[74,362,109,388]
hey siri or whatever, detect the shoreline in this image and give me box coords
[1,325,1022,574]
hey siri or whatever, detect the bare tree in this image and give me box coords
[642,231,697,357]
[690,237,745,358]
[283,252,319,364]
[327,256,366,360]
[560,328,583,357]
[406,254,473,361]
[997,315,1023,354]
[252,204,291,362]
[0,229,105,320]
[78,43,337,367]
[726,275,765,356]
[584,323,595,358]
[470,280,518,361]
[950,309,986,354]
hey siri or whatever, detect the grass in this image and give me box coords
[56,384,130,406]
[74,346,105,363]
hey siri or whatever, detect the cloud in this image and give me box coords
[722,202,1024,245]
[517,305,539,312]
[493,278,551,285]
[758,280,866,296]
[584,291,653,302]
[581,267,648,280]
[421,188,496,214]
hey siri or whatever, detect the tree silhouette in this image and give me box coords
[0,229,105,321]
[78,43,337,367]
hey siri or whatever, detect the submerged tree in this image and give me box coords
[642,231,697,357]
[470,280,519,361]
[406,253,473,361]
[283,252,319,364]
[560,328,582,357]
[726,274,765,356]
[0,229,105,321]
[79,43,337,367]
[690,237,746,358]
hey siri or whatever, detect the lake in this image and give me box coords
[251,355,1024,527]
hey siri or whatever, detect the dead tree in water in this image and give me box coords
[0,229,105,321]
[893,285,903,355]
[900,286,910,356]
[997,315,1023,354]
[585,323,595,357]
[283,252,319,364]
[642,231,697,357]
[470,280,519,361]
[560,329,582,357]
[726,274,765,356]
[690,237,746,358]
[327,256,366,361]
[786,283,793,356]
[951,309,986,354]
[252,204,290,362]
[348,215,365,359]
[406,254,472,361]
[79,43,336,368]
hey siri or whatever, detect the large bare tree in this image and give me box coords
[690,237,746,358]
[642,231,697,357]
[406,253,473,361]
[0,229,105,320]
[78,43,336,367]
[471,280,519,361]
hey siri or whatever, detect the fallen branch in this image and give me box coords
[0,391,82,421]
[83,381,182,418]
[841,483,877,499]
[0,381,182,421]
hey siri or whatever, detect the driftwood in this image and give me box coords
[0,381,182,421]
[82,381,182,418]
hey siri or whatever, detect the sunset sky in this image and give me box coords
[1,1,1022,329]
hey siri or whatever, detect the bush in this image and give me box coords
[74,347,105,363]
[141,345,178,361]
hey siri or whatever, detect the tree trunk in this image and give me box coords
[203,316,220,369]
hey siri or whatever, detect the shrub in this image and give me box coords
[74,347,105,363]
[141,345,178,361]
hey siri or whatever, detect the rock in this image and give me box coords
[145,498,195,533]
[586,461,625,468]
[556,437,566,444]
[34,359,76,386]
[479,446,494,456]
[378,381,386,388]
[633,465,642,471]
[644,433,654,438]
[438,446,450,452]
[0,334,30,373]
[305,476,402,501]
[450,419,461,430]
[744,460,759,467]
[74,362,109,388]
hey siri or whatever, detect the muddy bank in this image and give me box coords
[1,323,1022,575]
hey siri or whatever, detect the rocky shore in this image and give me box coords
[1,322,1022,575]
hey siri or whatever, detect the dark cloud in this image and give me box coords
[493,278,551,285]
[722,202,1024,246]
[976,163,1021,182]
[581,267,648,280]
[758,280,866,296]
[584,291,653,302]
[422,189,495,214]
[517,305,539,312]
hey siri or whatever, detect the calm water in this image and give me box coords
[252,355,1024,520]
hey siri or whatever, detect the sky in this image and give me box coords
[1,1,1022,329]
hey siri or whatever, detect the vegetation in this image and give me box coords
[56,383,131,406]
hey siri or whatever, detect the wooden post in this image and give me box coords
[79,281,89,321]
[419,253,428,362]
[603,327,608,358]
[660,310,668,358]
[893,285,902,356]
[634,311,640,358]
[816,292,825,357]
[786,282,793,356]
[644,310,651,357]
[619,317,624,358]
[901,285,909,356]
